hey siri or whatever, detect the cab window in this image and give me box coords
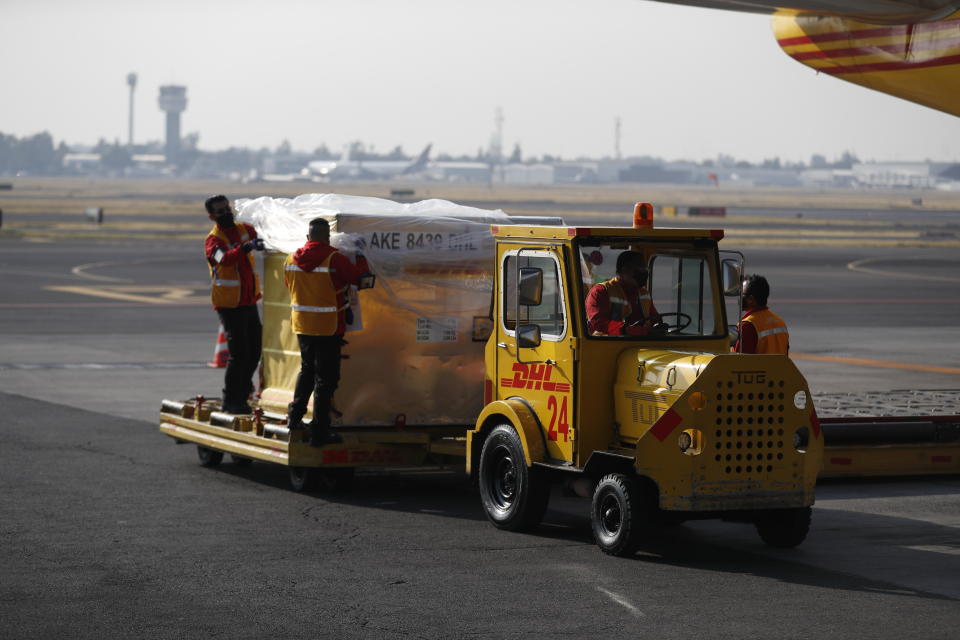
[579,241,722,338]
[502,252,566,339]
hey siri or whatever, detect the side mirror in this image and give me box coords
[517,323,541,348]
[518,267,543,306]
[728,323,740,348]
[722,259,741,297]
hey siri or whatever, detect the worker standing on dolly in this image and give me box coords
[204,195,264,414]
[284,218,374,446]
[586,250,663,336]
[735,274,789,354]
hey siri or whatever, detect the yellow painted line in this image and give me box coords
[727,229,922,238]
[848,257,960,283]
[792,352,960,375]
[47,285,208,304]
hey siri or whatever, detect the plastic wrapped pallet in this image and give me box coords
[235,194,562,426]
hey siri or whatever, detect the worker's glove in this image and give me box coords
[650,322,669,336]
[357,273,376,290]
[622,322,647,337]
[253,238,265,251]
[241,241,255,253]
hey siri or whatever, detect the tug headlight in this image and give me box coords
[793,427,809,452]
[679,428,703,456]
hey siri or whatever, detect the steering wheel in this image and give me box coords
[657,312,693,332]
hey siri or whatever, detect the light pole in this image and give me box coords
[126,72,137,147]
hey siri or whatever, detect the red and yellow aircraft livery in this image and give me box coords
[653,1,960,116]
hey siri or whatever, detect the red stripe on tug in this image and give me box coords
[650,408,683,442]
[810,408,821,439]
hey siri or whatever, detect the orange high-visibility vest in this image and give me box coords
[742,308,789,354]
[283,252,349,336]
[206,224,260,308]
[595,277,654,324]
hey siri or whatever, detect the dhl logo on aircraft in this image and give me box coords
[501,363,571,393]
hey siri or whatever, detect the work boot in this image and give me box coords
[223,401,252,414]
[309,424,342,447]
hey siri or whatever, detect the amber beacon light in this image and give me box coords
[633,202,654,228]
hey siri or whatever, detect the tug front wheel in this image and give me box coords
[478,424,550,531]
[591,473,655,557]
[754,506,811,548]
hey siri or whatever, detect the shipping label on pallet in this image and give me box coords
[416,317,458,342]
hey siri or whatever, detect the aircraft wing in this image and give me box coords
[648,0,960,116]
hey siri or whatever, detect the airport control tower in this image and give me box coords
[158,85,187,163]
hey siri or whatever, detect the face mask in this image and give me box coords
[633,270,648,286]
[214,211,234,226]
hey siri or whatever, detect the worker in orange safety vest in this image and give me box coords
[734,274,789,354]
[204,194,264,414]
[284,217,375,446]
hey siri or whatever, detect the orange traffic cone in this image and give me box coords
[207,324,229,368]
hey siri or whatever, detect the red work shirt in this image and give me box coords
[204,222,261,308]
[586,279,659,336]
[291,241,370,335]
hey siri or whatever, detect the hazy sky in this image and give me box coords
[4,0,960,163]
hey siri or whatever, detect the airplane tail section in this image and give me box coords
[402,144,432,174]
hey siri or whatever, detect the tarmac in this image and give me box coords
[1,199,958,638]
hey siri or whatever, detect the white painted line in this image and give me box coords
[596,587,644,617]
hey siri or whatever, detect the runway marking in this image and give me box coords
[46,285,208,305]
[792,353,960,375]
[0,362,209,370]
[71,260,132,283]
[847,257,960,283]
[70,256,196,283]
[596,587,644,618]
[905,545,960,556]
[0,301,206,309]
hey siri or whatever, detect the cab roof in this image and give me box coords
[490,224,724,241]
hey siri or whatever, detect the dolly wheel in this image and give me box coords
[231,454,253,467]
[288,467,319,492]
[197,446,223,467]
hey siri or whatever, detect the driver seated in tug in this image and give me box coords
[586,250,668,337]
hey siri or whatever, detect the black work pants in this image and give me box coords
[216,304,262,407]
[288,334,342,428]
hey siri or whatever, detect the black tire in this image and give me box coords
[754,506,811,548]
[591,473,654,557]
[478,424,550,531]
[288,466,319,493]
[231,454,253,466]
[197,446,223,467]
[317,467,355,493]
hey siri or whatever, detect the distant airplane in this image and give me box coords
[306,143,433,179]
[651,0,960,117]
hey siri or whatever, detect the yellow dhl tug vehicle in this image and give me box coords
[161,200,937,556]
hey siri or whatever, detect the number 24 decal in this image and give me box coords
[547,395,569,442]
